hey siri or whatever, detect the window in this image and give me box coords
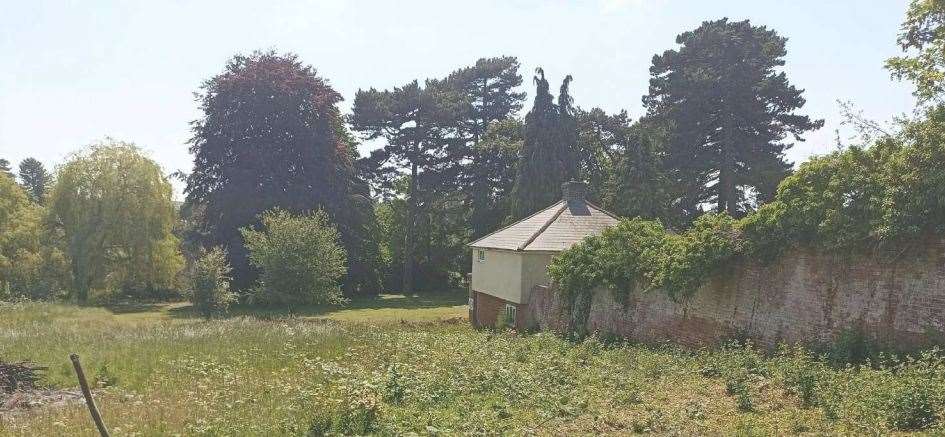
[477,250,485,262]
[504,303,517,323]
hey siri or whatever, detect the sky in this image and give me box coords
[0,0,917,199]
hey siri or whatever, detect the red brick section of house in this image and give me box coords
[527,238,945,350]
[472,291,527,330]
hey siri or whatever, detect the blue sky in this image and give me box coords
[0,0,916,198]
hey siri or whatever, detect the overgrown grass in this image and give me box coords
[2,298,945,435]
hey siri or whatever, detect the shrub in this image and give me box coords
[189,247,235,318]
[241,209,347,306]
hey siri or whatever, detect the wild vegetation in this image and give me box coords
[3,301,945,435]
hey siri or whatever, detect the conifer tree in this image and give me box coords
[511,69,579,219]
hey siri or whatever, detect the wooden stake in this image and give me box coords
[70,354,110,437]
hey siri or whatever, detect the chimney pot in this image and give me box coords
[561,180,587,202]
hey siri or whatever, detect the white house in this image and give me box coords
[468,181,619,328]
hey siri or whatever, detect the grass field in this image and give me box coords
[2,294,945,436]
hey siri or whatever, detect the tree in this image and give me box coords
[887,0,945,103]
[511,69,580,219]
[608,119,672,220]
[465,119,523,238]
[0,172,69,300]
[48,140,183,301]
[643,18,823,219]
[17,158,49,204]
[574,108,633,203]
[352,79,460,294]
[0,159,11,179]
[185,51,382,294]
[189,247,235,318]
[241,209,346,305]
[443,56,526,144]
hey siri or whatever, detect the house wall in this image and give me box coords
[520,252,555,303]
[473,291,527,329]
[526,240,945,350]
[471,249,524,303]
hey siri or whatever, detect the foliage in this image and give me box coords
[552,108,945,304]
[644,18,822,218]
[0,173,69,300]
[241,209,347,306]
[16,157,49,204]
[354,56,525,293]
[0,159,11,179]
[464,119,523,239]
[6,301,945,435]
[188,247,235,319]
[887,0,945,102]
[511,68,580,219]
[47,140,181,302]
[185,50,382,295]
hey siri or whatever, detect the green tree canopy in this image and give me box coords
[17,157,49,204]
[644,18,823,220]
[48,140,182,301]
[185,50,381,294]
[0,172,69,299]
[887,0,945,103]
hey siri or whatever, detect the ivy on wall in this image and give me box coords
[549,107,945,313]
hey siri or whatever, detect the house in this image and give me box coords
[467,181,620,329]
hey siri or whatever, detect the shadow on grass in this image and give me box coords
[166,292,467,320]
[102,302,169,314]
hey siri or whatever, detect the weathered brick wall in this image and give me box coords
[527,240,945,349]
[474,290,528,330]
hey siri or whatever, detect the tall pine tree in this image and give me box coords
[17,157,49,204]
[644,18,822,219]
[511,69,579,219]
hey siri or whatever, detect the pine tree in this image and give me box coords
[17,158,49,204]
[644,18,823,218]
[511,69,579,219]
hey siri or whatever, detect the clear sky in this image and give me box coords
[0,0,916,199]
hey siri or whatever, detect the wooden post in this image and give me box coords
[70,354,110,437]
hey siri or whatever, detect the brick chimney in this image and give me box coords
[561,180,587,202]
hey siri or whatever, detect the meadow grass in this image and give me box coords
[1,295,944,435]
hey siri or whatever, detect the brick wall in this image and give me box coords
[526,239,945,350]
[473,290,527,330]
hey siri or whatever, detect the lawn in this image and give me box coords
[1,294,945,436]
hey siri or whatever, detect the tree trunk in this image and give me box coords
[402,162,418,294]
[718,120,738,216]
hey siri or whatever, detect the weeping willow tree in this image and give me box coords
[48,140,183,301]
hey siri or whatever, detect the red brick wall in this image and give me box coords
[473,291,527,330]
[527,239,945,350]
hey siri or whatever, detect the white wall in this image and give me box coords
[471,249,557,304]
[471,249,523,303]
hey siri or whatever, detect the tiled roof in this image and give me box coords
[468,199,620,252]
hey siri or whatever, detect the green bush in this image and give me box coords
[189,247,235,318]
[241,209,347,306]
